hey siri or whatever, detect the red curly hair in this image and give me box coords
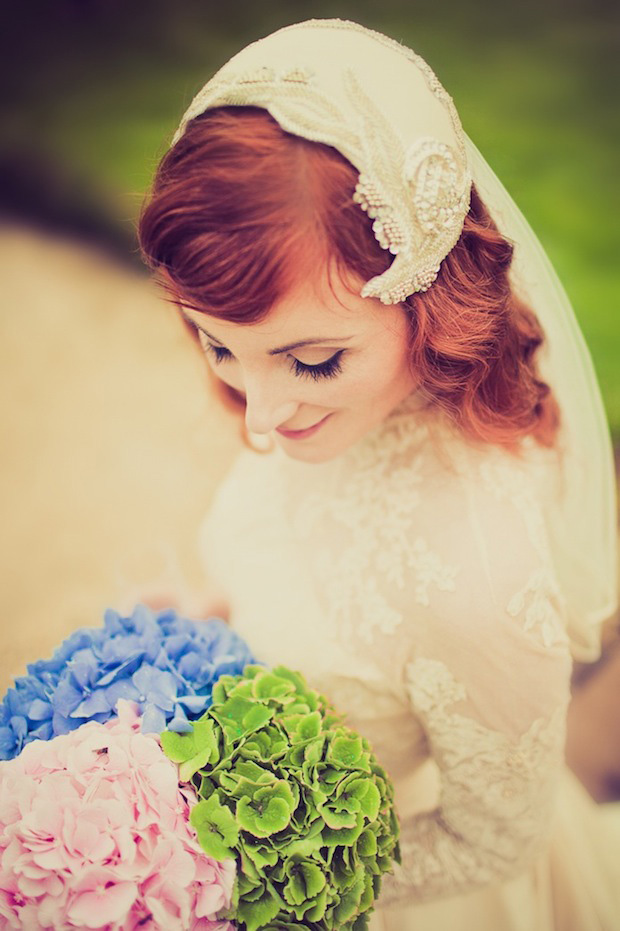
[138,106,560,453]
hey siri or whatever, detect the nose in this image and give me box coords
[243,375,299,435]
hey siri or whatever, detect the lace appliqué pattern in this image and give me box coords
[379,657,568,903]
[475,455,569,649]
[477,455,551,561]
[288,415,460,646]
[507,568,569,649]
[406,538,459,608]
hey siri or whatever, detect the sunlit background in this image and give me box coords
[1,0,618,690]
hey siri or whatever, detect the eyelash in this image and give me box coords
[202,343,345,381]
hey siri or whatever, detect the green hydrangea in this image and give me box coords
[161,664,401,931]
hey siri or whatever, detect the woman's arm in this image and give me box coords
[380,454,573,904]
[380,651,569,903]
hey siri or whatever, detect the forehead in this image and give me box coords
[182,265,382,342]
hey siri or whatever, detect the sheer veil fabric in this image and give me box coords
[464,135,618,660]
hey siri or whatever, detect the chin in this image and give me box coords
[273,413,374,463]
[274,432,356,464]
[276,443,336,464]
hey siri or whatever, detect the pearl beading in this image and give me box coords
[172,19,472,304]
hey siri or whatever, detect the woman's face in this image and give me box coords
[180,265,417,463]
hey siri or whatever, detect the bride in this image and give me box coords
[138,19,619,930]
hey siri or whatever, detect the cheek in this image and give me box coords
[342,345,413,401]
[375,333,415,389]
[204,359,243,392]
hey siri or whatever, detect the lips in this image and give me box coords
[276,413,332,439]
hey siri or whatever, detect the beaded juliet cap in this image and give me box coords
[171,18,472,304]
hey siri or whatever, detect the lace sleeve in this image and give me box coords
[379,449,574,905]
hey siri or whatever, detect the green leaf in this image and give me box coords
[322,812,365,848]
[327,734,365,768]
[357,828,378,858]
[352,912,371,931]
[333,871,365,923]
[358,872,375,913]
[197,773,217,800]
[236,883,284,931]
[331,847,359,892]
[251,670,296,701]
[159,729,192,764]
[218,760,277,799]
[289,789,321,833]
[282,858,326,906]
[270,666,310,694]
[305,885,329,922]
[241,664,266,680]
[284,700,313,715]
[237,781,295,837]
[238,871,263,897]
[189,794,239,860]
[277,832,322,859]
[282,710,322,743]
[312,763,347,796]
[239,725,289,763]
[212,694,274,741]
[211,674,241,704]
[319,802,358,830]
[160,716,219,782]
[303,736,326,766]
[238,846,261,883]
[239,834,280,870]
[336,775,381,822]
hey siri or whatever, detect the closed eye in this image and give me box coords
[201,341,345,381]
[205,343,233,364]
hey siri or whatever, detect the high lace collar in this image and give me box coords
[271,388,433,478]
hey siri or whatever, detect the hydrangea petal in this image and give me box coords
[27,700,53,722]
[0,702,236,928]
[71,690,111,718]
[68,879,139,927]
[0,606,256,758]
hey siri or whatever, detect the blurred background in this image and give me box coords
[1,0,618,391]
[0,1,619,791]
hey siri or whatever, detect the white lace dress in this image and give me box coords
[199,391,620,930]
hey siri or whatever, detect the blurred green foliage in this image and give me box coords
[1,0,618,438]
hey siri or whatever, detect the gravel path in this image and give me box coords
[0,223,242,687]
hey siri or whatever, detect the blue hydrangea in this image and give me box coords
[0,604,257,760]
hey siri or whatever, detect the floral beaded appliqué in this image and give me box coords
[172,24,471,304]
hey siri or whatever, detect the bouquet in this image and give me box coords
[0,606,400,930]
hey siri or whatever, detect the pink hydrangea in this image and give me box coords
[0,701,236,930]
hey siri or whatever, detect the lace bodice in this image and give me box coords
[199,392,573,904]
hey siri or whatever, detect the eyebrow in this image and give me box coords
[181,313,354,355]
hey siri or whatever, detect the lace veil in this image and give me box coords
[171,18,618,661]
